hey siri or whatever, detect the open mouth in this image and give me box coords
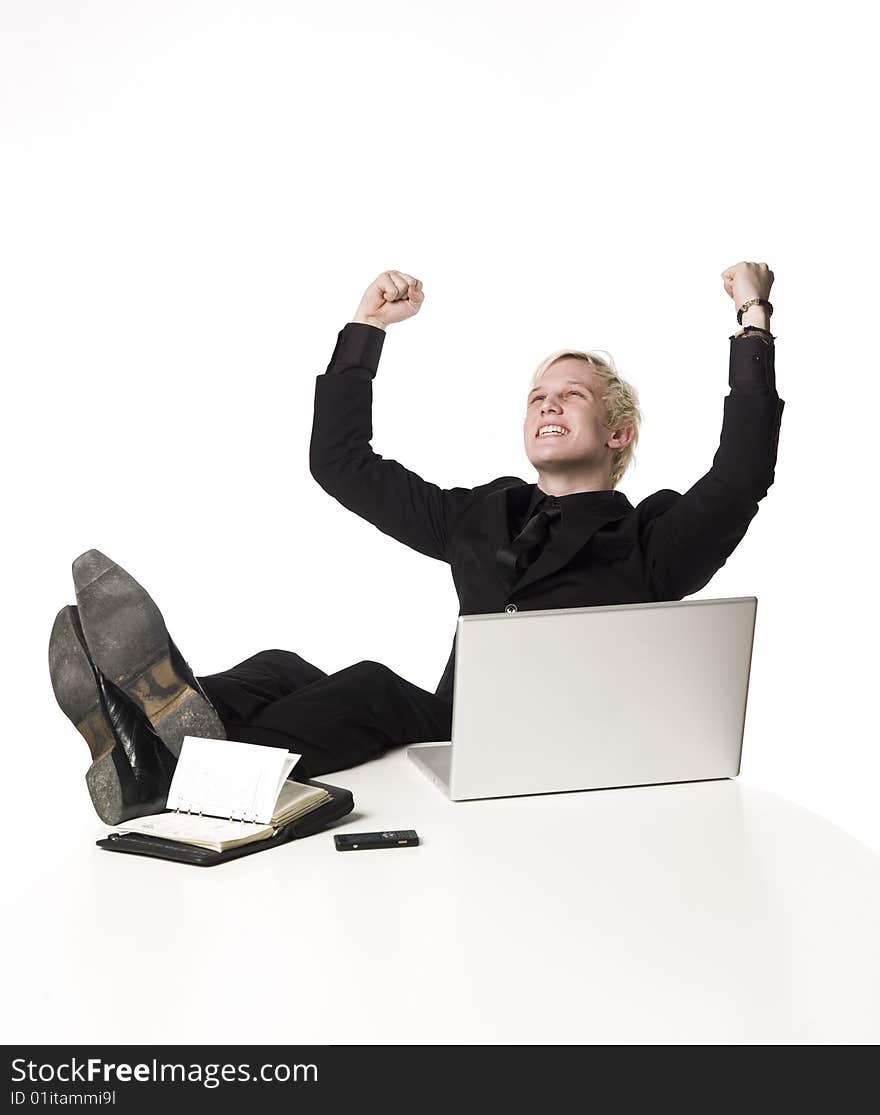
[536,426,570,438]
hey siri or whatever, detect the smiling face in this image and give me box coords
[524,357,616,483]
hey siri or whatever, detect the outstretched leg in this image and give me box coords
[210,659,453,779]
[61,549,450,788]
[198,649,328,724]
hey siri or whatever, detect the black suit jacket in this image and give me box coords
[310,323,785,703]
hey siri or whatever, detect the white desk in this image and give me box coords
[4,749,880,1044]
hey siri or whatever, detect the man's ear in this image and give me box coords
[608,423,635,450]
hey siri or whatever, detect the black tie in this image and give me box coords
[496,500,562,580]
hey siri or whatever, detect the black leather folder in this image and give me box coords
[95,779,354,867]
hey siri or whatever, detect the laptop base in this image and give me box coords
[407,743,453,798]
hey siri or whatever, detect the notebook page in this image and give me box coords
[118,812,273,846]
[166,737,301,824]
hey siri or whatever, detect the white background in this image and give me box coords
[1,0,878,991]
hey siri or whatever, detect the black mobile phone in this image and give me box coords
[334,830,419,851]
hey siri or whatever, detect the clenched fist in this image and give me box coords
[721,261,774,310]
[352,270,425,330]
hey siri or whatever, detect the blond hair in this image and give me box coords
[528,348,641,489]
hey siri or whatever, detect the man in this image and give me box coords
[49,263,783,824]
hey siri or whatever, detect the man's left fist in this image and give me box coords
[721,261,774,308]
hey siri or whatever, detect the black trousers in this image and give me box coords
[197,650,453,780]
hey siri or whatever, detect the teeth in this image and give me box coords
[538,426,568,436]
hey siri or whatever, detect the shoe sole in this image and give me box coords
[48,605,127,825]
[72,550,225,757]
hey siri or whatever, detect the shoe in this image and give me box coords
[71,549,226,757]
[49,605,178,825]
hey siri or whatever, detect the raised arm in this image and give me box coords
[642,262,785,599]
[309,270,480,563]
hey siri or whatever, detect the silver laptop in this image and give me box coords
[408,596,757,800]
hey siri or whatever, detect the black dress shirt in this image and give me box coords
[312,320,784,702]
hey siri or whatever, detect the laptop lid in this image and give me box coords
[447,596,757,800]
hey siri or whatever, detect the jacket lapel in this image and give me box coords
[483,483,527,557]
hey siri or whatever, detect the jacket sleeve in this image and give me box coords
[310,322,482,563]
[641,332,785,599]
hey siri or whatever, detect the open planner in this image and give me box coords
[97,736,354,865]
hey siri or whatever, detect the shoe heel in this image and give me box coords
[85,752,125,826]
[127,656,225,757]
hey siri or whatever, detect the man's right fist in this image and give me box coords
[352,270,424,329]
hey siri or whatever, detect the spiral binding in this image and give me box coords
[171,799,264,825]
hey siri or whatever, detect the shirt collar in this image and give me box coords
[525,483,632,521]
